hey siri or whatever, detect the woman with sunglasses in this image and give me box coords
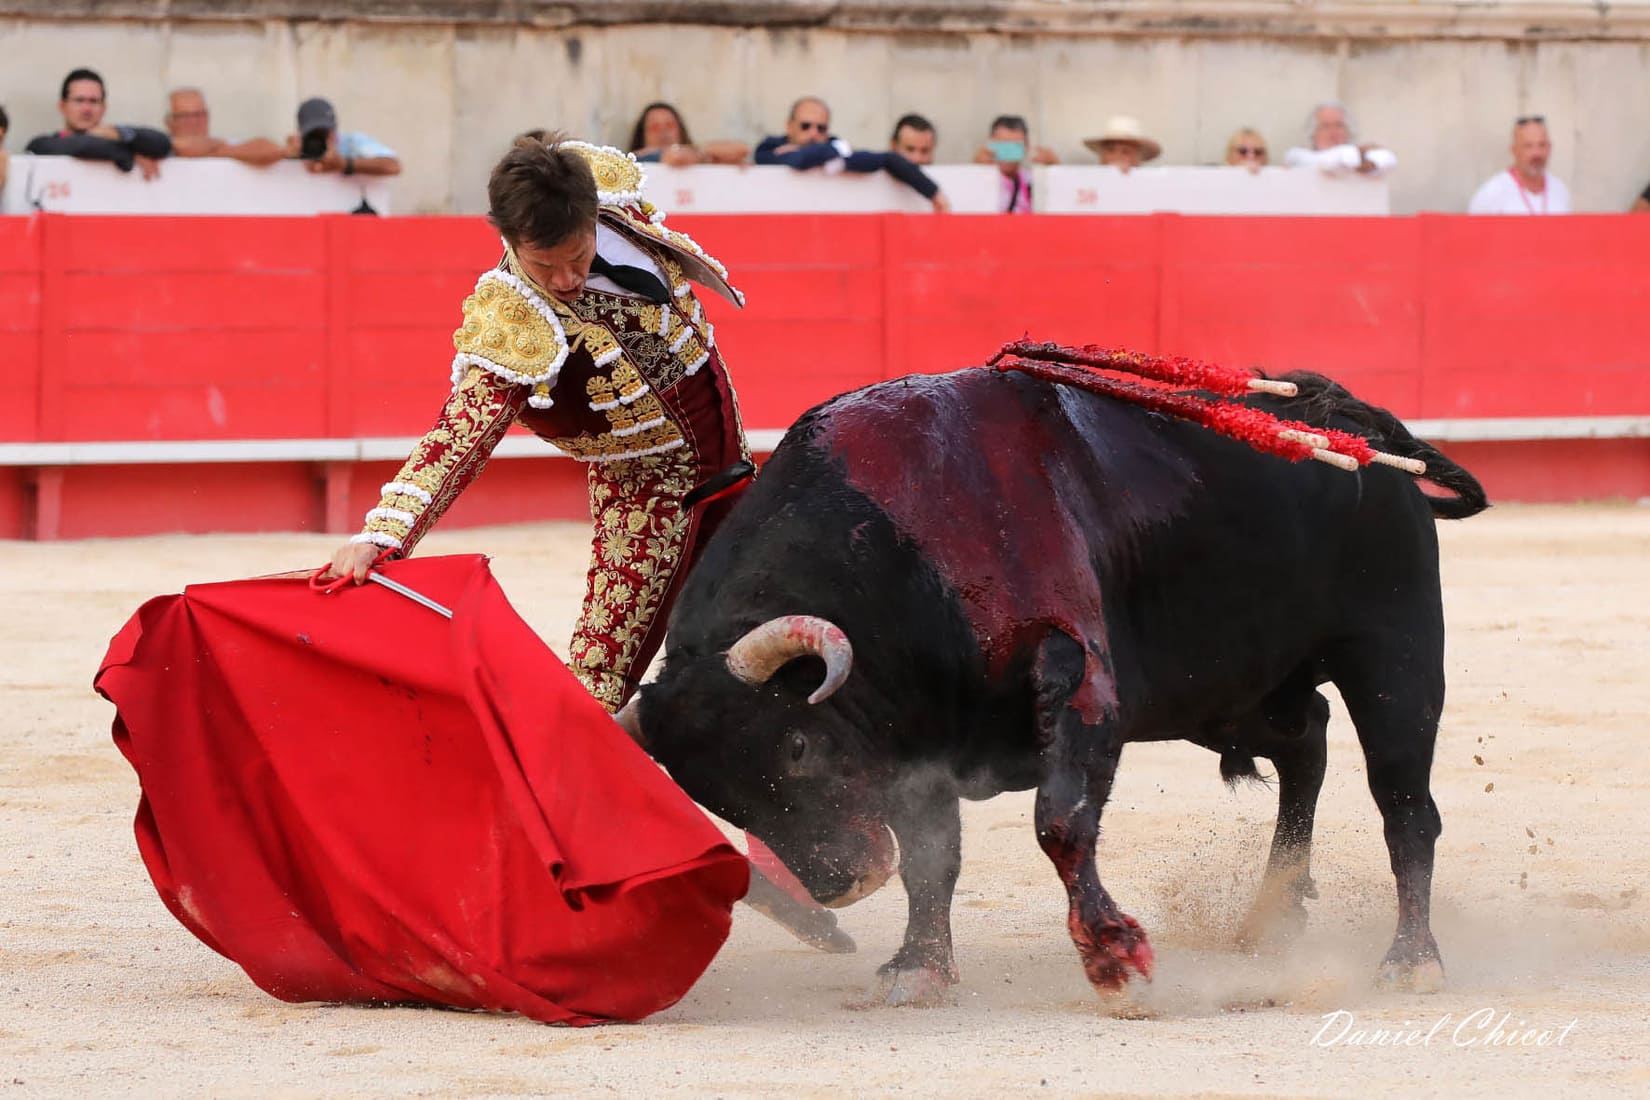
[1224,128,1269,173]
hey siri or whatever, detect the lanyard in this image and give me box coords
[1509,170,1547,215]
[1004,171,1030,213]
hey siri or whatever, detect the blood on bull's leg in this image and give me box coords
[1028,631,1154,993]
[872,773,962,1006]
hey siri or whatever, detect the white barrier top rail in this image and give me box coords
[0,157,1388,217]
[643,164,1390,216]
[0,155,393,216]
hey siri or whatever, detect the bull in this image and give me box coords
[619,360,1487,1005]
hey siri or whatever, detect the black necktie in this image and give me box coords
[590,254,671,304]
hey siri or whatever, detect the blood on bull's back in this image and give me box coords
[638,361,1484,1006]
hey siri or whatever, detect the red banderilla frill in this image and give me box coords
[986,340,1426,476]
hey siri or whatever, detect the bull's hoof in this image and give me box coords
[863,964,957,1007]
[742,872,857,954]
[1074,912,1155,992]
[1376,956,1446,994]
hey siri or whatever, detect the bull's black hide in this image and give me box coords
[632,366,1487,1005]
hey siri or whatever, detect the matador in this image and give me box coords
[333,138,750,713]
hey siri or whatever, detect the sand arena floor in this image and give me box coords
[3,504,1648,1097]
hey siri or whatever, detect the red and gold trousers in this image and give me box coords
[569,377,746,707]
[360,355,747,714]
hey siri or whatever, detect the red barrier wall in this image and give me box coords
[3,212,1650,539]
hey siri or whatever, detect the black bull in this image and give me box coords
[623,366,1488,1005]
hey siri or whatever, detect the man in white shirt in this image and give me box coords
[1467,115,1572,215]
[1283,102,1397,178]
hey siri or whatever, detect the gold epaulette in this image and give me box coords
[450,271,572,409]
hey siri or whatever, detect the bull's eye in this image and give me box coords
[786,731,808,766]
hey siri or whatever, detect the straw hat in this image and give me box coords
[1082,115,1162,162]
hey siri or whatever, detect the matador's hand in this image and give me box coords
[322,541,383,584]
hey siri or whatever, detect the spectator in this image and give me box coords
[0,105,9,195]
[755,96,949,212]
[1633,183,1650,213]
[164,88,284,166]
[1224,127,1269,172]
[888,113,936,165]
[1082,116,1160,173]
[627,101,748,166]
[1284,103,1396,177]
[285,97,400,177]
[973,114,1058,213]
[1467,115,1571,215]
[25,68,171,180]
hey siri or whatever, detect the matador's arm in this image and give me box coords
[352,366,527,556]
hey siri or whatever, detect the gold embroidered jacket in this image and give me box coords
[354,143,746,555]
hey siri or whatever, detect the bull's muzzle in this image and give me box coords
[823,822,897,909]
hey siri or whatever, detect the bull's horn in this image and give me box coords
[613,697,647,748]
[725,615,854,705]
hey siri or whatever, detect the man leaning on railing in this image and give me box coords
[25,68,171,181]
[755,95,949,213]
[1283,102,1396,178]
[164,88,284,167]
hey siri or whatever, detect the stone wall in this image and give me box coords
[2,1,1648,214]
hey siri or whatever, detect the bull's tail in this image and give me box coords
[1219,751,1269,790]
[1276,371,1490,520]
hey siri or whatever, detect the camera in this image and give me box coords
[300,128,331,161]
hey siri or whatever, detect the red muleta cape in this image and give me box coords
[94,554,748,1025]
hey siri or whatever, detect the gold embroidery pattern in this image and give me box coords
[561,142,646,205]
[551,420,685,462]
[567,451,699,710]
[359,367,525,553]
[570,293,674,385]
[452,274,567,387]
[487,233,724,463]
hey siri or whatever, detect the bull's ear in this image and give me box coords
[613,694,647,749]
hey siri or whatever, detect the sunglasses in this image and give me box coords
[1516,114,1545,126]
[797,120,829,133]
[1234,145,1266,156]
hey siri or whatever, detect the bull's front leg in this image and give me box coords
[871,773,962,1006]
[1031,633,1154,994]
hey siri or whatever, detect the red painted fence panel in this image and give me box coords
[5,211,1650,539]
[0,217,42,443]
[1419,215,1650,418]
[9,211,1650,447]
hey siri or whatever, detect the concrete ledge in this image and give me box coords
[11,0,1650,41]
[1405,416,1650,443]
